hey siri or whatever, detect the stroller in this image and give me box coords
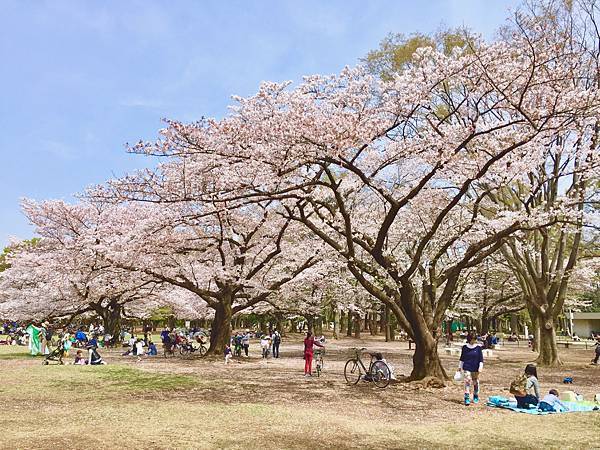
[43,334,69,365]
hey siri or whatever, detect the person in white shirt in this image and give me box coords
[260,335,271,358]
[135,339,145,362]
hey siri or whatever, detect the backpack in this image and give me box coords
[509,374,527,396]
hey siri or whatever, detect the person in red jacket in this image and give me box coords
[303,331,324,376]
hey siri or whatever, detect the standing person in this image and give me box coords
[242,332,250,357]
[224,344,232,364]
[160,327,170,344]
[272,330,281,358]
[458,332,484,405]
[591,337,600,365]
[260,334,271,358]
[303,331,324,377]
[25,323,42,355]
[511,364,540,409]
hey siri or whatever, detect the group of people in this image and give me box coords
[458,332,599,409]
[225,330,283,363]
[122,335,158,361]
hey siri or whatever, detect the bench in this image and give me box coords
[445,347,461,356]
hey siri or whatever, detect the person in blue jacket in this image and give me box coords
[458,332,484,405]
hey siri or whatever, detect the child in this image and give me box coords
[458,332,484,405]
[135,339,145,362]
[224,344,232,364]
[74,350,87,365]
[538,389,569,412]
[146,341,158,356]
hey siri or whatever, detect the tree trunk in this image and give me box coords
[384,305,391,342]
[306,316,314,333]
[369,313,377,336]
[480,315,491,335]
[316,316,323,334]
[536,314,562,366]
[95,300,122,346]
[333,308,340,339]
[346,313,353,336]
[410,326,447,381]
[353,313,361,339]
[208,299,232,355]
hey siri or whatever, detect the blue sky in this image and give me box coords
[0,0,520,246]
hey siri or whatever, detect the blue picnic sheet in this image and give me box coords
[487,396,600,415]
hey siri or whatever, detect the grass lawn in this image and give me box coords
[1,338,599,449]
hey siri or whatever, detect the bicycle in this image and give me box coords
[314,348,325,377]
[179,337,208,357]
[163,342,180,358]
[344,347,391,388]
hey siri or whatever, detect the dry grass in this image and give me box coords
[1,336,599,449]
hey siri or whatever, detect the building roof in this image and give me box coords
[573,312,600,320]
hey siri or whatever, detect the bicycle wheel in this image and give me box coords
[370,361,391,388]
[199,345,208,357]
[344,359,362,385]
[180,345,190,356]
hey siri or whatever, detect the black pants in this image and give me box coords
[243,344,249,356]
[272,342,280,358]
[516,394,538,409]
[593,350,599,364]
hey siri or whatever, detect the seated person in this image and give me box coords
[87,344,107,365]
[512,364,540,408]
[73,350,87,365]
[146,341,158,356]
[538,389,568,412]
[370,352,396,380]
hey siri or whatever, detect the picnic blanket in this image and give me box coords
[487,396,600,415]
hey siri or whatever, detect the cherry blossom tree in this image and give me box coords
[82,197,322,354]
[106,7,600,379]
[0,200,164,341]
[455,256,525,334]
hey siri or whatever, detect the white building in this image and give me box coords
[572,312,600,338]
